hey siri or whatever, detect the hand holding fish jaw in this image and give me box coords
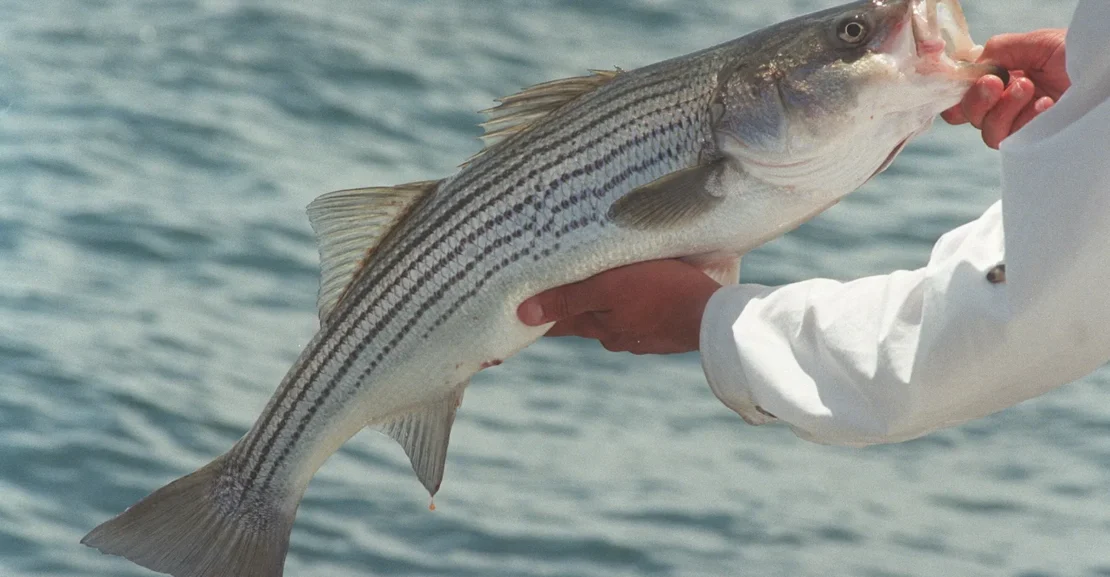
[517,260,721,355]
[942,29,1069,149]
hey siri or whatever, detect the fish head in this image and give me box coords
[715,0,1002,189]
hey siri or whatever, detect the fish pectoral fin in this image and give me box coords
[607,158,728,230]
[307,180,440,323]
[374,383,467,496]
[685,255,742,285]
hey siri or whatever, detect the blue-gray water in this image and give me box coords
[3,1,1105,576]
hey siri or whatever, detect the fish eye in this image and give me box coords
[836,17,869,44]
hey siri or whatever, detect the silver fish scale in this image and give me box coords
[231,47,732,496]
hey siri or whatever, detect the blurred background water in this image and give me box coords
[2,0,1105,576]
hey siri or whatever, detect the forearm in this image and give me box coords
[701,205,1022,445]
[702,40,1110,444]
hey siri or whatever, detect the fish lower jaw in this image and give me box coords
[909,0,983,75]
[913,53,958,77]
[916,37,946,57]
[903,36,990,90]
[912,36,965,75]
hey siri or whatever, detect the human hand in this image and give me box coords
[516,259,722,355]
[942,29,1069,149]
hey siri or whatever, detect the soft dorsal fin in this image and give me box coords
[462,69,622,166]
[306,180,439,322]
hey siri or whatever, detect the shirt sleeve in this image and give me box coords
[699,2,1110,447]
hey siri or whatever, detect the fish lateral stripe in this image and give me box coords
[242,87,714,490]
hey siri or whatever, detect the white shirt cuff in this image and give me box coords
[699,284,780,426]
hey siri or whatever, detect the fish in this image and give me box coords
[82,1,1004,575]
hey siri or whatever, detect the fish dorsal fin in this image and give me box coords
[306,180,439,322]
[463,69,622,166]
[374,383,467,496]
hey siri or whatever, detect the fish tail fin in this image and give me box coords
[81,453,294,577]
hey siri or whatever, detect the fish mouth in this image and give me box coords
[907,0,1008,82]
[910,0,977,61]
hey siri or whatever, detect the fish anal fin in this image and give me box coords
[462,69,622,167]
[374,384,467,496]
[306,180,440,322]
[607,158,729,230]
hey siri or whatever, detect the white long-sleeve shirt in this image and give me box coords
[699,0,1110,447]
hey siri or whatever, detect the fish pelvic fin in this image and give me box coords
[375,383,467,496]
[684,255,742,285]
[82,453,294,577]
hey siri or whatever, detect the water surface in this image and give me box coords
[3,1,1105,576]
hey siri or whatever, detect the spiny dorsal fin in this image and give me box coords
[462,68,622,167]
[306,180,439,322]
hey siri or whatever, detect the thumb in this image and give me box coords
[978,31,1061,72]
[517,296,550,326]
[517,279,607,326]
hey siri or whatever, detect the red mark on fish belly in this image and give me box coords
[479,359,502,370]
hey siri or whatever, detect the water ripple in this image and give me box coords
[0,1,1097,576]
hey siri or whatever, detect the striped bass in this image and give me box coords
[83,1,1003,575]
